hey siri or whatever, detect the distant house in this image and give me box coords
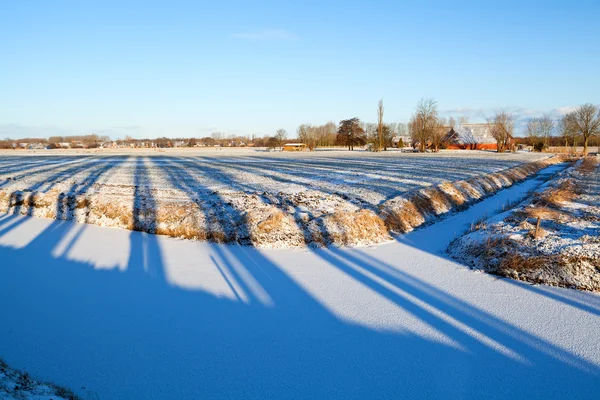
[392,135,412,148]
[282,143,309,151]
[58,142,71,149]
[445,123,498,150]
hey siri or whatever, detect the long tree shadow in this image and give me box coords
[0,214,598,399]
[177,156,334,244]
[0,157,88,187]
[127,156,165,281]
[0,157,123,241]
[388,163,600,317]
[0,155,598,399]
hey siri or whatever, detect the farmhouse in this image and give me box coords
[282,143,309,151]
[445,123,498,150]
[392,135,412,148]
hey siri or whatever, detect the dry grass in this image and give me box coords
[456,156,600,291]
[381,199,425,233]
[469,215,488,232]
[526,206,567,220]
[381,155,564,236]
[88,199,133,228]
[310,209,389,246]
[248,208,304,246]
[0,155,570,247]
[578,156,598,173]
[497,254,555,275]
[535,180,579,207]
[438,182,468,206]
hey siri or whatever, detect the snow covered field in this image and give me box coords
[0,162,599,399]
[0,151,552,246]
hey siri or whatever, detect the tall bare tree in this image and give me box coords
[525,118,540,149]
[489,112,514,153]
[558,112,577,151]
[275,129,287,150]
[430,117,447,152]
[297,124,317,150]
[377,99,384,152]
[409,98,438,152]
[538,114,555,150]
[570,104,600,155]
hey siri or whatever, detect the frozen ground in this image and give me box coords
[0,163,599,399]
[0,150,549,206]
[0,151,551,246]
[0,358,77,400]
[449,157,600,291]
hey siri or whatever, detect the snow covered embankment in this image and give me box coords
[0,156,564,247]
[449,157,600,291]
[0,358,79,400]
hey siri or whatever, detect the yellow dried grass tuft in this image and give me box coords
[323,209,389,245]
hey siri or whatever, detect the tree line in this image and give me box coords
[301,99,600,155]
[2,102,598,154]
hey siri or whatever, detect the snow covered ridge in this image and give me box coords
[379,155,566,234]
[0,155,565,247]
[0,358,79,400]
[448,157,600,291]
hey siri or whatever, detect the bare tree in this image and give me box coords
[538,114,555,150]
[409,99,438,152]
[431,117,447,152]
[321,122,337,147]
[570,104,600,155]
[297,124,317,150]
[458,116,469,128]
[377,99,384,152]
[558,112,577,151]
[489,112,514,153]
[384,123,396,150]
[525,118,540,149]
[364,122,378,150]
[448,117,456,130]
[275,129,287,150]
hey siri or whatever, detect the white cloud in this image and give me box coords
[230,29,298,41]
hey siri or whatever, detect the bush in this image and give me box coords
[533,142,545,152]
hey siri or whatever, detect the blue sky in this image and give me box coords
[1,0,599,139]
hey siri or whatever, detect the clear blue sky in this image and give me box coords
[1,0,599,139]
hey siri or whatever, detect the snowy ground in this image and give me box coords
[449,157,600,291]
[0,358,78,400]
[0,150,548,206]
[0,163,599,399]
[0,151,551,246]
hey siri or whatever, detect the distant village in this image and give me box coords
[0,134,272,150]
[0,126,501,152]
[0,117,595,153]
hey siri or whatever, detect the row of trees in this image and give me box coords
[297,122,337,150]
[557,104,600,155]
[523,104,600,155]
[3,103,598,154]
[323,100,600,155]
